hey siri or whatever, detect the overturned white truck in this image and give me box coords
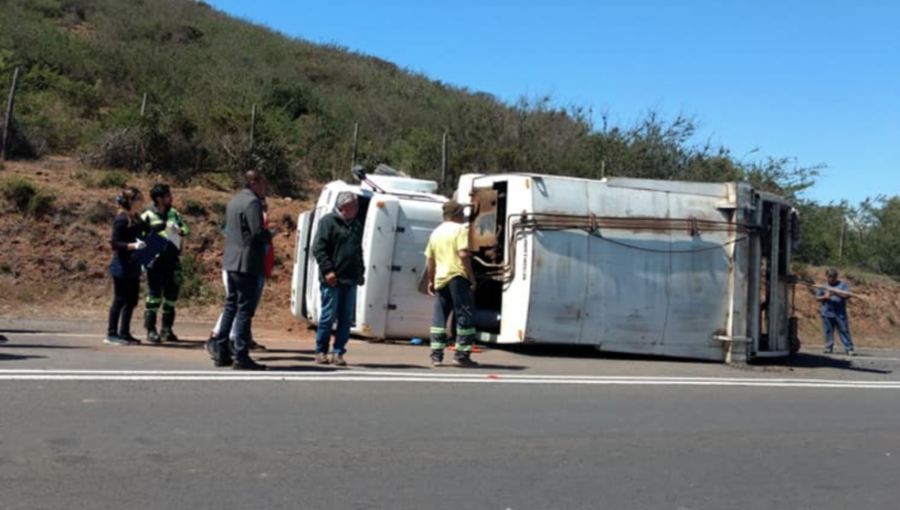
[292,171,799,363]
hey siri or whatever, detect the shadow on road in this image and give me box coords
[356,363,431,370]
[267,365,339,373]
[755,352,893,375]
[257,355,316,363]
[0,353,47,362]
[0,343,89,350]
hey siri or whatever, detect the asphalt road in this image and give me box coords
[1,321,899,509]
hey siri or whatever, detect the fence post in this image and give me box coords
[1,67,21,162]
[250,104,257,150]
[140,93,148,117]
[441,131,449,188]
[351,122,360,167]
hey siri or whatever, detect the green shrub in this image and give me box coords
[2,177,56,216]
[179,253,211,302]
[27,188,56,217]
[85,199,116,224]
[94,170,129,189]
[182,198,207,216]
[1,177,39,212]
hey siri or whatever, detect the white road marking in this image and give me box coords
[0,369,898,389]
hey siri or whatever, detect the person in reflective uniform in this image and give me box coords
[140,184,189,344]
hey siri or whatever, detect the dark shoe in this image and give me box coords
[206,334,218,360]
[161,328,179,343]
[332,354,347,367]
[119,333,141,345]
[214,356,233,368]
[146,330,161,344]
[823,348,833,354]
[232,357,267,371]
[315,353,330,365]
[104,335,130,346]
[453,357,480,368]
[250,341,267,352]
[0,334,8,344]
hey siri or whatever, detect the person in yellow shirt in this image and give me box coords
[425,199,478,367]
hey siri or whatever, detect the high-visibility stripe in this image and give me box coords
[430,342,447,350]
[163,299,177,307]
[456,344,473,352]
[430,327,446,334]
[146,298,162,304]
[457,328,477,336]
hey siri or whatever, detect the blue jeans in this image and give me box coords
[823,315,854,352]
[315,283,357,355]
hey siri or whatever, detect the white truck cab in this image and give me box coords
[291,175,446,340]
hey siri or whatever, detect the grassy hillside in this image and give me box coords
[0,0,812,194]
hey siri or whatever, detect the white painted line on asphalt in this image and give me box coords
[0,370,898,388]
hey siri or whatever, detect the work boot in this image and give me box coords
[453,356,480,368]
[161,310,179,342]
[315,353,330,365]
[144,311,160,343]
[332,354,347,367]
[232,356,267,371]
[823,348,833,354]
[847,350,857,357]
[250,341,267,352]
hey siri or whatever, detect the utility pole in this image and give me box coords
[1,67,21,162]
[249,104,257,150]
[351,122,360,168]
[838,211,846,261]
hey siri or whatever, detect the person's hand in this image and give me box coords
[132,239,147,251]
[427,282,435,297]
[325,272,338,287]
[358,276,366,287]
[470,280,477,292]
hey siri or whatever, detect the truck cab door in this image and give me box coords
[291,211,315,320]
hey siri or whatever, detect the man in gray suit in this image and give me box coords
[212,170,272,370]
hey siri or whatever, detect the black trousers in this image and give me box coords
[213,272,263,361]
[108,276,140,336]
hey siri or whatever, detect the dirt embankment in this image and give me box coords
[1,159,898,347]
[0,158,313,332]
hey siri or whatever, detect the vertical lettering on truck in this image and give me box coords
[522,236,528,281]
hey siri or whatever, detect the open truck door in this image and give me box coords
[291,211,315,320]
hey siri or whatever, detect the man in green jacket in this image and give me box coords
[312,192,365,366]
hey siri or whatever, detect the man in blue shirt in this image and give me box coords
[816,268,856,356]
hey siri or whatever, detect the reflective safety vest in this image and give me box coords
[141,207,189,258]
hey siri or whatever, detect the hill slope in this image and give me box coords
[0,0,813,198]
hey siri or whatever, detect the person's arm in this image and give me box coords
[426,256,436,296]
[829,283,850,302]
[246,199,271,248]
[357,222,366,286]
[312,216,337,286]
[110,216,142,251]
[816,288,830,301]
[173,209,190,237]
[457,226,476,291]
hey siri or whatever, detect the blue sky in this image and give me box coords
[205,0,898,205]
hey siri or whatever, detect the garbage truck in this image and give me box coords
[292,170,799,363]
